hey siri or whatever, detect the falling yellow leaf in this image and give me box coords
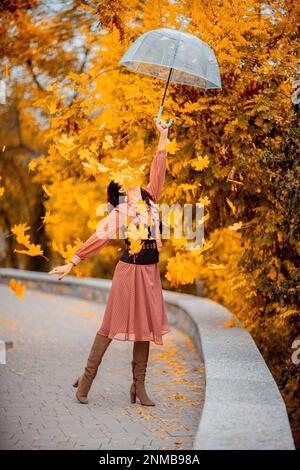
[56,134,77,158]
[198,196,211,206]
[14,245,44,257]
[41,210,60,225]
[228,221,242,231]
[78,147,91,160]
[102,135,114,149]
[47,100,58,114]
[191,155,210,171]
[128,238,142,255]
[28,159,38,172]
[226,197,237,215]
[9,278,26,299]
[11,224,46,259]
[166,138,178,155]
[42,185,52,197]
[11,224,31,245]
[224,318,238,328]
[207,263,226,270]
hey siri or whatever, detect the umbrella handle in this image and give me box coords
[157,106,173,128]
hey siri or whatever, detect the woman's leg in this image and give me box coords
[130,340,155,406]
[73,333,112,404]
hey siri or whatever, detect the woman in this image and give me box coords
[49,118,171,407]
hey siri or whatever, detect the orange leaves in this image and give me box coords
[14,244,44,257]
[78,139,108,174]
[11,224,31,246]
[166,252,203,287]
[0,176,5,198]
[223,318,238,328]
[78,147,92,160]
[198,196,211,207]
[47,100,58,115]
[167,392,189,402]
[191,155,210,172]
[75,195,90,212]
[27,159,39,172]
[228,221,243,231]
[42,185,52,198]
[52,240,78,265]
[165,233,215,286]
[41,210,60,226]
[11,224,47,260]
[125,208,150,255]
[207,263,226,271]
[5,64,10,79]
[102,135,114,149]
[9,279,26,300]
[226,197,237,215]
[128,238,142,255]
[108,160,146,190]
[56,134,77,160]
[166,138,178,155]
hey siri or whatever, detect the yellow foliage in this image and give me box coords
[226,197,237,215]
[191,155,210,172]
[2,0,298,443]
[42,185,52,198]
[102,135,114,149]
[11,224,46,259]
[166,139,178,155]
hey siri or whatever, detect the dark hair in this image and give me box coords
[107,181,154,209]
[107,180,124,209]
[140,187,154,206]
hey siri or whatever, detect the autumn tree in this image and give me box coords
[1,0,299,445]
[0,0,94,269]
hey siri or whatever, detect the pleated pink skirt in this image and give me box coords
[98,260,171,345]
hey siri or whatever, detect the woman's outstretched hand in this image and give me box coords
[48,262,73,281]
[155,118,169,137]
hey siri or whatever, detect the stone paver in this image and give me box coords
[0,284,205,450]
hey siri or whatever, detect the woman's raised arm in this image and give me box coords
[146,119,169,203]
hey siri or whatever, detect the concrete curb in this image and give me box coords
[0,268,295,450]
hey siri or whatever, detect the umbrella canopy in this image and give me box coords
[119,27,222,90]
[119,21,222,127]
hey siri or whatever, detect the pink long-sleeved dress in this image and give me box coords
[70,148,171,345]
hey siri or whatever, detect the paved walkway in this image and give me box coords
[0,284,205,450]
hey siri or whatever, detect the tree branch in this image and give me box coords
[26,59,46,92]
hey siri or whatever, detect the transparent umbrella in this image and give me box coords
[119,18,222,127]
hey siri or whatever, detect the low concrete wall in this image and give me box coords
[0,268,295,450]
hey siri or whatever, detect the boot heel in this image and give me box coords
[72,378,79,388]
[130,385,136,403]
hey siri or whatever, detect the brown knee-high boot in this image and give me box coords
[73,333,112,404]
[130,340,155,406]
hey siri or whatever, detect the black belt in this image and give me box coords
[120,239,159,265]
[125,239,157,249]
